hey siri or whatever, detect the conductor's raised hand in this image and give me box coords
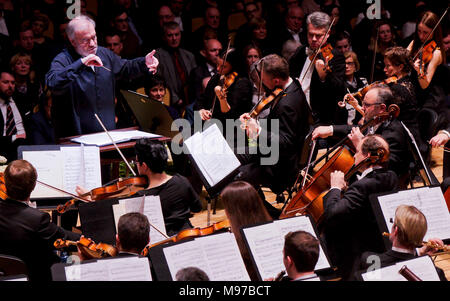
[146,50,159,74]
[81,54,104,67]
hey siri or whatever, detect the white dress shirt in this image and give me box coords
[0,97,26,141]
[298,47,314,108]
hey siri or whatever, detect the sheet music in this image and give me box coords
[64,257,152,281]
[163,240,212,280]
[60,146,101,194]
[65,261,109,281]
[23,151,65,198]
[114,196,168,243]
[103,257,152,281]
[197,233,250,281]
[242,223,284,280]
[163,233,250,281]
[71,130,161,146]
[377,187,450,240]
[242,216,331,280]
[183,124,241,187]
[362,256,440,281]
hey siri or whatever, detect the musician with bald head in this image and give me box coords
[45,15,159,139]
[320,134,398,280]
[0,160,81,281]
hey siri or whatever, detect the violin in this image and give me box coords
[0,172,7,200]
[416,40,437,77]
[214,71,238,103]
[141,219,231,256]
[351,76,398,101]
[56,176,148,214]
[310,43,334,72]
[249,88,285,119]
[54,236,118,259]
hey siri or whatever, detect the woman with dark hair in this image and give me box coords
[144,74,180,120]
[195,48,253,141]
[221,181,272,281]
[29,88,55,145]
[407,11,447,112]
[134,138,202,236]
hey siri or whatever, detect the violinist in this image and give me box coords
[195,48,253,130]
[312,85,412,185]
[115,212,150,257]
[408,11,446,94]
[289,11,346,126]
[353,205,447,281]
[321,135,398,280]
[339,51,367,125]
[407,11,447,112]
[383,46,425,154]
[267,231,321,281]
[237,54,312,217]
[133,139,202,236]
[0,160,81,281]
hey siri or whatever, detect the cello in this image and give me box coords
[280,104,400,223]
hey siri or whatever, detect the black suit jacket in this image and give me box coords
[189,60,214,104]
[0,198,81,281]
[333,119,411,178]
[259,78,313,191]
[354,250,447,281]
[289,45,347,125]
[0,100,26,161]
[321,168,398,280]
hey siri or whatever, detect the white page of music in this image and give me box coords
[274,216,331,270]
[377,187,450,241]
[64,257,152,281]
[163,239,212,280]
[115,195,168,243]
[101,257,152,281]
[362,256,440,281]
[196,232,250,281]
[184,123,240,187]
[65,261,109,281]
[60,146,101,194]
[242,222,284,280]
[23,150,64,198]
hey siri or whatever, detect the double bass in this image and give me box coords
[280,104,400,223]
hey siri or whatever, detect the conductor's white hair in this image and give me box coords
[306,11,331,29]
[66,15,96,40]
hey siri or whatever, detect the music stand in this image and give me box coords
[120,90,179,139]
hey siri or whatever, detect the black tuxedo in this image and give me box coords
[275,27,307,54]
[236,78,313,194]
[0,100,25,161]
[354,250,447,281]
[0,198,81,281]
[289,45,346,125]
[189,60,215,104]
[321,168,398,280]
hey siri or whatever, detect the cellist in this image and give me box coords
[320,135,397,281]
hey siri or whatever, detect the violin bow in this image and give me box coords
[139,195,169,239]
[369,26,379,84]
[411,6,449,62]
[248,58,266,115]
[94,113,136,177]
[36,180,91,203]
[300,17,336,85]
[211,38,232,114]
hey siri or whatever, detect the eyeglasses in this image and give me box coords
[79,35,97,45]
[362,102,382,108]
[345,62,355,66]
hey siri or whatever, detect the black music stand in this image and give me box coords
[120,90,179,139]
